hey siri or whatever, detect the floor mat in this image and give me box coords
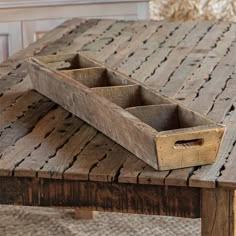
[0,205,200,236]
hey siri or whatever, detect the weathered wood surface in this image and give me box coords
[74,209,95,220]
[0,177,200,218]
[201,188,236,236]
[0,19,236,189]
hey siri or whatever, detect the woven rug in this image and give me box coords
[0,205,200,236]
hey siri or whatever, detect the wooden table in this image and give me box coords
[0,18,236,236]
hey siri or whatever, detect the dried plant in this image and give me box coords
[150,0,236,21]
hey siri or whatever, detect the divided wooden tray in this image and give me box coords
[27,53,225,171]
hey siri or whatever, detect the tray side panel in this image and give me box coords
[156,126,225,170]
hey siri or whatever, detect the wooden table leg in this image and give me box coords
[74,208,95,220]
[201,188,235,236]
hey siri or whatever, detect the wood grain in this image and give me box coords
[0,107,69,176]
[14,111,84,177]
[0,99,54,155]
[0,176,201,218]
[132,21,197,82]
[201,188,235,236]
[64,133,115,181]
[145,21,214,90]
[38,124,97,179]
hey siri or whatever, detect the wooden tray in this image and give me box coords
[27,53,225,171]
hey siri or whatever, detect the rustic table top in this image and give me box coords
[0,18,236,190]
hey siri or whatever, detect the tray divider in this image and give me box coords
[61,67,106,87]
[91,85,141,108]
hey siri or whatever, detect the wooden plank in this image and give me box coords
[118,154,146,184]
[207,73,236,123]
[188,44,236,115]
[141,21,181,50]
[132,21,197,82]
[0,176,201,218]
[126,20,233,185]
[0,99,54,155]
[38,124,97,179]
[132,47,172,83]
[201,188,235,236]
[138,165,169,185]
[165,168,195,187]
[61,20,117,55]
[88,21,148,63]
[118,48,155,76]
[14,112,84,178]
[0,64,28,94]
[0,76,32,113]
[65,132,166,185]
[0,91,43,130]
[0,65,12,78]
[105,21,162,68]
[217,146,236,189]
[39,19,99,56]
[175,23,236,104]
[89,145,128,182]
[216,103,236,189]
[216,123,236,189]
[161,22,231,98]
[81,21,130,52]
[64,133,115,181]
[189,124,236,188]
[164,21,197,48]
[0,107,70,176]
[117,21,181,76]
[145,21,214,89]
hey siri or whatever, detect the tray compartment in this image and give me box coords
[61,67,134,88]
[35,53,103,70]
[126,104,213,131]
[91,85,171,108]
[126,103,224,170]
[126,104,179,131]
